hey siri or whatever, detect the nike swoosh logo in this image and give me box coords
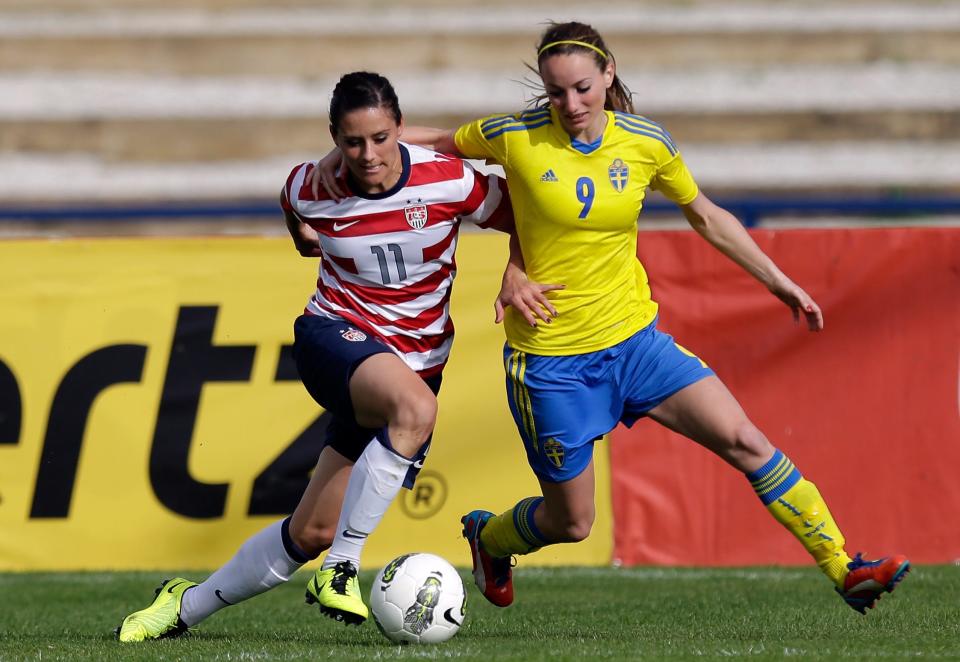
[332,220,360,231]
[342,529,367,539]
[215,589,233,605]
[166,580,186,594]
[443,607,462,626]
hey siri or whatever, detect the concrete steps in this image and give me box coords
[4,5,960,75]
[2,65,956,161]
[2,29,959,76]
[6,110,956,165]
[4,140,959,202]
[1,2,957,201]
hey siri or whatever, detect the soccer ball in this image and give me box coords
[369,552,466,644]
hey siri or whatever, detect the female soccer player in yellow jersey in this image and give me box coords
[313,23,909,615]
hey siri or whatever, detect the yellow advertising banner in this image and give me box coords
[0,234,611,570]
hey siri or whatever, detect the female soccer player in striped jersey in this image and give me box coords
[116,71,512,642]
[314,22,910,616]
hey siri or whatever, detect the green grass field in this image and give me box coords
[2,565,958,661]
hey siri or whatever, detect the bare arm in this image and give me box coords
[462,175,560,325]
[281,191,323,258]
[494,231,564,327]
[309,126,462,201]
[680,192,823,331]
[401,126,461,155]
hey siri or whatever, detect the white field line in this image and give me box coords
[518,566,815,581]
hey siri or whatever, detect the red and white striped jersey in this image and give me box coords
[281,142,508,376]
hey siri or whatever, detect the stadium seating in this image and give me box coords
[0,0,958,201]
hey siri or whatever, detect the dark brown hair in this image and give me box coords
[533,21,634,114]
[329,71,402,133]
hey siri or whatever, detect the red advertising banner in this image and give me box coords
[611,227,960,566]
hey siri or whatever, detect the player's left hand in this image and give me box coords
[770,278,823,331]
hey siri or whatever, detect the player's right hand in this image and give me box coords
[495,262,564,327]
[769,276,824,332]
[291,221,323,257]
[308,148,347,202]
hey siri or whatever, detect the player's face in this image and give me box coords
[539,53,614,141]
[332,106,404,193]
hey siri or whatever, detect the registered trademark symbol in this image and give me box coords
[400,470,447,520]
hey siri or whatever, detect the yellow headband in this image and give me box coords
[538,40,608,60]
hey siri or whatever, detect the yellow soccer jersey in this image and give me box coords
[455,106,700,355]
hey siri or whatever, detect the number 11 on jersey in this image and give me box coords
[371,244,407,284]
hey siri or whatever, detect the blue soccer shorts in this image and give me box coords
[293,314,441,487]
[503,319,714,483]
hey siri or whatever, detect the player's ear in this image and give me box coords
[329,124,337,143]
[396,117,405,138]
[603,62,615,88]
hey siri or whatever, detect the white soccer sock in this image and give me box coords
[321,432,413,570]
[179,519,307,626]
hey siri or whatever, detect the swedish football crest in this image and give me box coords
[542,438,565,469]
[404,203,428,230]
[608,158,629,192]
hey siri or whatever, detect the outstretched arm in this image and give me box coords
[401,126,461,155]
[680,192,823,331]
[308,126,462,201]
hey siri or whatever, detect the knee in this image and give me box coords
[402,389,438,433]
[543,510,594,543]
[724,421,773,469]
[289,520,335,559]
[389,390,437,454]
[563,518,594,543]
[734,421,771,453]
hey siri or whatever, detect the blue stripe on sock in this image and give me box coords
[513,497,549,548]
[746,449,802,506]
[759,466,802,505]
[375,427,418,460]
[280,516,314,563]
[523,496,548,545]
[746,449,784,483]
[753,457,792,493]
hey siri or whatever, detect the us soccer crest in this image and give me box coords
[608,158,629,192]
[542,438,565,468]
[340,328,367,342]
[404,204,428,230]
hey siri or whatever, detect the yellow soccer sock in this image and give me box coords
[748,450,853,587]
[478,497,549,558]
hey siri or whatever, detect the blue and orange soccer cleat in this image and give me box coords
[836,553,910,614]
[461,510,514,607]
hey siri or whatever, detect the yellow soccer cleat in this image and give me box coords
[116,577,197,642]
[305,561,369,625]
